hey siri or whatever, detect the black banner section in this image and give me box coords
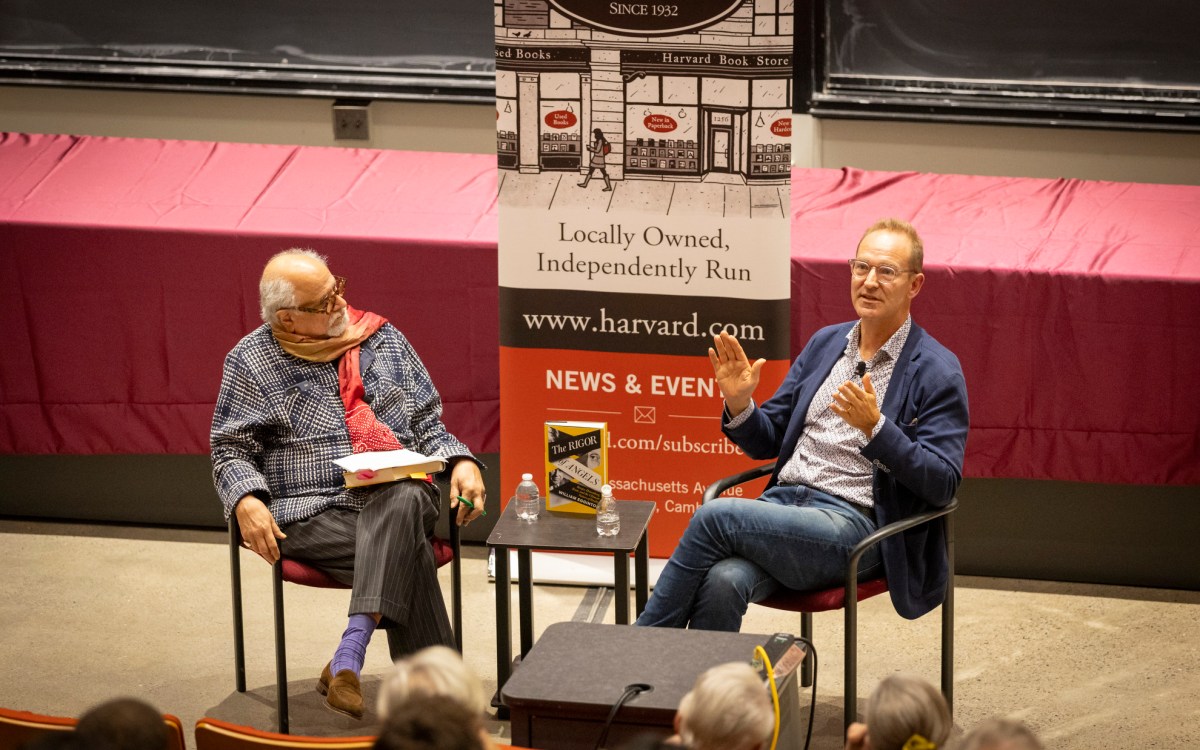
[496,45,591,72]
[500,288,790,359]
[622,49,792,79]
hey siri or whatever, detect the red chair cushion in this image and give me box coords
[281,536,453,588]
[758,577,889,613]
[430,536,453,568]
[280,560,349,588]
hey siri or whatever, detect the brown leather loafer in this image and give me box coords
[316,661,363,719]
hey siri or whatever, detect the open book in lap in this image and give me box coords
[333,449,447,487]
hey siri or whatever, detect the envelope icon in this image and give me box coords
[634,406,656,424]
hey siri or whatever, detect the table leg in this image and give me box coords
[634,530,649,617]
[494,545,512,692]
[614,552,630,624]
[518,548,534,656]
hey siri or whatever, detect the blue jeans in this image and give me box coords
[635,485,882,632]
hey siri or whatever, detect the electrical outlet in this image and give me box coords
[333,102,370,141]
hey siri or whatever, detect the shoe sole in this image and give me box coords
[317,673,362,719]
[322,696,364,720]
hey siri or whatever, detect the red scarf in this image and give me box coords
[272,307,404,454]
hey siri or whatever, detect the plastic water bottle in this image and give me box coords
[515,473,540,521]
[595,484,620,537]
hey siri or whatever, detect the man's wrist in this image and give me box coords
[867,413,885,440]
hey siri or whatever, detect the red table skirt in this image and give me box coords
[2,133,1196,485]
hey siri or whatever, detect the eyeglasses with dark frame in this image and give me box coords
[848,259,915,284]
[288,275,346,314]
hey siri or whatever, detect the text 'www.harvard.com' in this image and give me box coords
[521,307,765,341]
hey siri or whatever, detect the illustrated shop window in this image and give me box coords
[752,77,790,109]
[662,76,698,106]
[627,75,661,103]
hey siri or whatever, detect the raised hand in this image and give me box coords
[707,331,765,415]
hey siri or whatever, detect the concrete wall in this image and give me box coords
[3,85,1198,185]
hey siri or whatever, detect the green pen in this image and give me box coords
[456,496,486,515]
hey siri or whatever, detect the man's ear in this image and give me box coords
[274,309,295,332]
[908,272,925,301]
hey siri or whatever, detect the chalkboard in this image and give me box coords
[0,0,494,102]
[796,0,1200,131]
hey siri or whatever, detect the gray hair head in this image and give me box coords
[258,248,327,323]
[376,645,488,722]
[955,717,1044,750]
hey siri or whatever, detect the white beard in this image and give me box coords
[326,309,349,338]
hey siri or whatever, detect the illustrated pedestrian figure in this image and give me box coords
[579,128,613,191]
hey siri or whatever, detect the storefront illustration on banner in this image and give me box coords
[497,0,793,560]
[495,4,791,188]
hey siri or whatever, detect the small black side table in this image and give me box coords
[487,499,656,693]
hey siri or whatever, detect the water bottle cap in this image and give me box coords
[521,473,533,480]
[601,484,612,495]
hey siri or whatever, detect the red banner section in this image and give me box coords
[500,346,788,557]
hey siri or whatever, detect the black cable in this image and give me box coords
[794,636,818,750]
[594,683,652,750]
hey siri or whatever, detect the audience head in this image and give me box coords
[373,694,489,750]
[955,718,1043,750]
[856,674,951,750]
[675,661,773,750]
[377,646,488,722]
[74,697,167,750]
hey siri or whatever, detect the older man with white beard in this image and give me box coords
[211,249,485,720]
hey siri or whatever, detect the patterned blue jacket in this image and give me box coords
[210,323,475,526]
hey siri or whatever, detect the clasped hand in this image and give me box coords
[830,373,881,439]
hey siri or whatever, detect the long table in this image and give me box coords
[2,133,1197,486]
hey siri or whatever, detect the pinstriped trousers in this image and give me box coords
[278,480,454,655]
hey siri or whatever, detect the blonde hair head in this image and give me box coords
[865,674,951,750]
[858,218,924,274]
[677,662,774,750]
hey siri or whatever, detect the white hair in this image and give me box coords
[376,646,488,722]
[677,662,774,750]
[258,247,327,323]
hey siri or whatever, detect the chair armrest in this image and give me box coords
[846,498,959,586]
[701,462,777,503]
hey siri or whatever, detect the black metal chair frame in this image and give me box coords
[229,506,461,734]
[702,462,955,730]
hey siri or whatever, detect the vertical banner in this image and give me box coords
[496,0,793,557]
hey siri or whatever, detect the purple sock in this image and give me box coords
[331,613,378,676]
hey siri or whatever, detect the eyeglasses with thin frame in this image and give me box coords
[289,275,346,314]
[848,259,915,284]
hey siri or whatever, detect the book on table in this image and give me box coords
[333,449,446,487]
[544,421,608,515]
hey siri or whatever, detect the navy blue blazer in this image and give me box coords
[723,321,969,619]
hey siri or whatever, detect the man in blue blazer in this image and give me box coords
[637,218,968,630]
